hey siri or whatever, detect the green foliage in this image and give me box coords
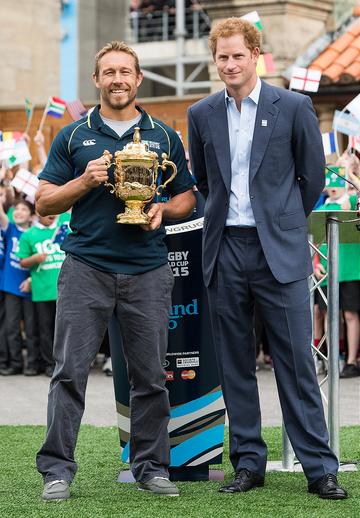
[0,425,358,518]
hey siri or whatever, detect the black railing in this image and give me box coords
[129,7,211,43]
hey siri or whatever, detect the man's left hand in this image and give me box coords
[141,203,164,231]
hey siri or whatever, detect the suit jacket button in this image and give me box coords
[250,195,255,199]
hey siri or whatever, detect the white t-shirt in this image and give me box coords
[100,113,141,138]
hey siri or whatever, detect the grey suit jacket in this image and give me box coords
[188,80,325,287]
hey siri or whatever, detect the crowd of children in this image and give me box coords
[0,132,69,377]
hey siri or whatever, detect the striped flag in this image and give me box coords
[25,98,33,119]
[46,96,67,118]
[2,131,23,142]
[289,67,321,92]
[322,132,336,156]
[24,98,34,133]
[66,99,88,121]
[241,11,263,31]
[256,53,275,76]
[333,110,360,136]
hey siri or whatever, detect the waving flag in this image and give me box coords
[52,222,71,245]
[289,67,321,92]
[11,168,39,197]
[333,110,360,136]
[46,97,67,118]
[66,99,88,121]
[256,53,275,76]
[25,98,33,119]
[346,93,360,122]
[322,132,336,156]
[241,11,263,31]
[24,98,34,133]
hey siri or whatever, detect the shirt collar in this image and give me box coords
[89,104,155,131]
[35,220,58,230]
[225,76,262,106]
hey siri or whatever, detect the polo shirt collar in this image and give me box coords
[88,105,155,132]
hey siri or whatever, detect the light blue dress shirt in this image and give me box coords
[225,77,262,227]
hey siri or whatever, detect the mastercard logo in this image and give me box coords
[181,369,196,380]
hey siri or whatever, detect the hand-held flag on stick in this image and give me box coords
[241,11,263,31]
[10,168,39,198]
[256,53,275,76]
[52,222,70,245]
[322,132,337,156]
[346,93,360,122]
[24,98,34,133]
[333,110,360,136]
[38,96,67,131]
[289,67,321,92]
[66,100,88,121]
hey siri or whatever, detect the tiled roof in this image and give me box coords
[309,13,360,85]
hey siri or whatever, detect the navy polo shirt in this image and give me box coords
[39,105,195,274]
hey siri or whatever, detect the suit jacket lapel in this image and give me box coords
[250,82,280,183]
[208,91,231,194]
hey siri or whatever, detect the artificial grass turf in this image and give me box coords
[0,426,358,518]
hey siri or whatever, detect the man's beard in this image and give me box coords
[101,88,136,111]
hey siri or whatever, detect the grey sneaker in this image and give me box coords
[42,480,70,501]
[138,476,179,496]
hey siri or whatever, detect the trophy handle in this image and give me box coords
[156,153,177,194]
[102,150,117,191]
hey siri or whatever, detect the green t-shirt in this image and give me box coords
[7,206,14,223]
[316,195,360,284]
[17,219,68,302]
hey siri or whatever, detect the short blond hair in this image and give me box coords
[94,41,141,77]
[209,17,261,57]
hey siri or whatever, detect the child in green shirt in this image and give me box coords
[315,167,360,378]
[18,213,69,377]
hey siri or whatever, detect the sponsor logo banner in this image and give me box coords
[181,370,196,380]
[176,357,199,368]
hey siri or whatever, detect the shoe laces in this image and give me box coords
[322,474,338,487]
[234,468,251,482]
[47,479,66,488]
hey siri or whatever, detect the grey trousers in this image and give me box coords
[36,255,174,484]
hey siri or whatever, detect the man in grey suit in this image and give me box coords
[188,17,347,499]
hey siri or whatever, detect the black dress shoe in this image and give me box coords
[219,468,264,493]
[0,367,22,376]
[308,474,348,499]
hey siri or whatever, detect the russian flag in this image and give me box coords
[46,96,67,118]
[322,132,336,156]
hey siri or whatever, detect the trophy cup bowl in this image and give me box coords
[102,127,177,225]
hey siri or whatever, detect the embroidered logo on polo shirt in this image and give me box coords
[83,139,96,146]
[142,140,160,150]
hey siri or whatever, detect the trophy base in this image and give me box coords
[116,201,149,225]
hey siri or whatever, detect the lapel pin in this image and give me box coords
[261,120,268,127]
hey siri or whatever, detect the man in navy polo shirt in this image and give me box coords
[35,41,195,500]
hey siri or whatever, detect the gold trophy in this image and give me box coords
[102,127,177,224]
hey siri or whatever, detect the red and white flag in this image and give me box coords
[66,99,88,121]
[10,168,39,199]
[289,67,321,92]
